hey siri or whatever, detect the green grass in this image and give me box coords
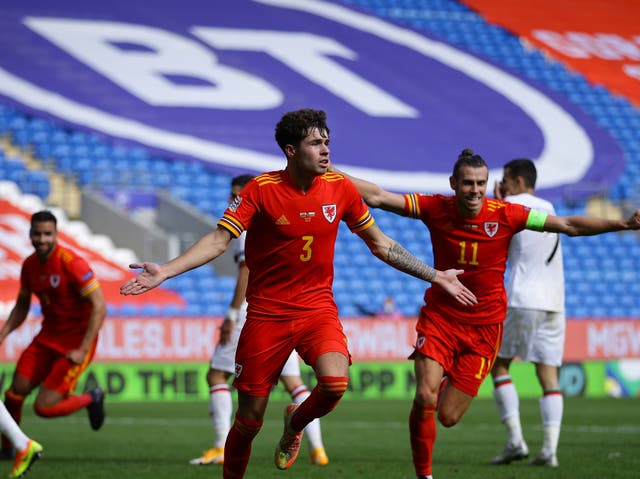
[9,397,640,479]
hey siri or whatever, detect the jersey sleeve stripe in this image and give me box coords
[79,279,100,297]
[349,211,375,233]
[404,193,420,218]
[218,215,243,238]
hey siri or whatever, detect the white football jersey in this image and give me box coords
[233,231,246,266]
[505,193,565,312]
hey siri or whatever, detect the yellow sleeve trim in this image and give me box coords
[218,217,242,238]
[404,194,420,218]
[80,279,100,297]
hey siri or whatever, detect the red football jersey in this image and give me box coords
[405,194,530,325]
[219,170,374,320]
[20,244,100,352]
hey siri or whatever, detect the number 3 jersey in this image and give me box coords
[404,194,531,325]
[218,170,374,320]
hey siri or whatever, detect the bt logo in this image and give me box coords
[25,17,416,117]
[0,0,620,194]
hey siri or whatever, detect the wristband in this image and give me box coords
[226,308,240,322]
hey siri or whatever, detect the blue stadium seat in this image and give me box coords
[338,304,359,318]
[162,304,184,316]
[140,303,161,317]
[119,303,140,316]
[202,303,225,316]
[106,304,119,316]
[570,306,590,318]
[185,303,205,316]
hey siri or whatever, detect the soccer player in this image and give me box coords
[0,210,106,457]
[120,109,476,479]
[189,174,329,467]
[0,401,42,478]
[490,159,564,467]
[332,149,640,479]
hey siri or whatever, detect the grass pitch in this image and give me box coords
[9,396,639,479]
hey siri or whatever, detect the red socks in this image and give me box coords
[33,392,92,417]
[223,413,262,479]
[289,376,348,431]
[409,400,437,476]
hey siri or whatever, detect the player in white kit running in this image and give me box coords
[490,159,564,468]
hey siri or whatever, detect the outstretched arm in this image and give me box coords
[357,224,477,306]
[541,209,640,236]
[120,226,233,296]
[330,165,406,214]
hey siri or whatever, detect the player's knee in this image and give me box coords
[414,385,439,408]
[33,402,56,418]
[207,368,230,387]
[437,408,462,428]
[437,413,457,428]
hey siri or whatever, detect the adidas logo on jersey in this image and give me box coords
[276,215,290,225]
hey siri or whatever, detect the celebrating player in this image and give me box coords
[0,210,106,459]
[189,174,329,467]
[121,109,475,478]
[333,149,640,478]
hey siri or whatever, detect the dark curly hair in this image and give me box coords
[274,109,329,153]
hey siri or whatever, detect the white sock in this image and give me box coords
[493,376,524,446]
[209,384,233,448]
[540,392,563,456]
[290,384,324,450]
[0,401,28,451]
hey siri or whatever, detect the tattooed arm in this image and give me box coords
[357,224,477,306]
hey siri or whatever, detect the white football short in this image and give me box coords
[497,307,565,366]
[209,312,246,374]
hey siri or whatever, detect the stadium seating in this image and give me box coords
[1,0,640,318]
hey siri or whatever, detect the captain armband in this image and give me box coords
[525,209,548,232]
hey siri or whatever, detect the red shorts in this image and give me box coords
[415,307,502,397]
[15,338,97,395]
[233,313,350,396]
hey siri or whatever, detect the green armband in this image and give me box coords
[525,209,548,232]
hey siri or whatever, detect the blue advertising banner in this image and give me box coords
[0,0,623,197]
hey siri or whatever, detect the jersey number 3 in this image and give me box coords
[300,236,314,262]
